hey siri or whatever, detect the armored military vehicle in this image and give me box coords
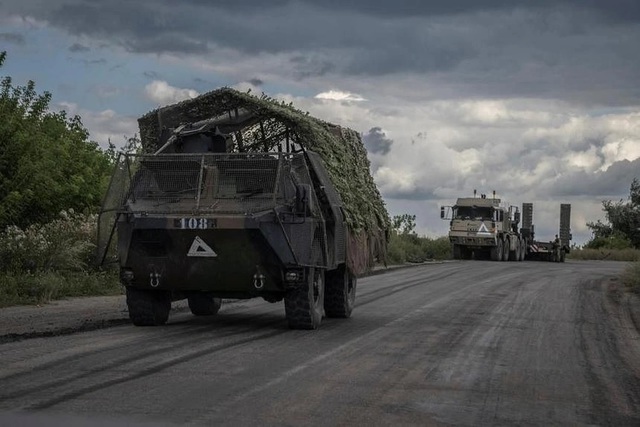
[97,89,389,329]
[440,191,571,262]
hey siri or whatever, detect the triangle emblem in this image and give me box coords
[187,236,218,257]
[477,223,491,235]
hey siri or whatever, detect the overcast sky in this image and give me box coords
[1,0,639,244]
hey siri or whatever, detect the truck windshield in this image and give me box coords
[454,206,492,220]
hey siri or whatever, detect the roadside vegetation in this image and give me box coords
[577,179,640,292]
[386,214,451,264]
[0,51,120,307]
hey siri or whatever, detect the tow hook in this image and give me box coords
[149,272,161,288]
[253,267,265,290]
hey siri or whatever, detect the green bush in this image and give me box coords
[386,233,451,264]
[621,262,640,294]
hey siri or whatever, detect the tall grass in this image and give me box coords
[621,262,640,294]
[567,248,640,262]
[0,210,120,307]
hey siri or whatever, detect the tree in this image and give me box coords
[586,178,640,248]
[0,51,114,229]
[392,214,417,235]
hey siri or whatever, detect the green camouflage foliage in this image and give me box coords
[137,88,390,241]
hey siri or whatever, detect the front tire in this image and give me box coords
[126,287,171,326]
[324,265,356,318]
[285,267,325,329]
[491,238,503,261]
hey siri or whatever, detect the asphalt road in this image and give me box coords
[0,260,638,426]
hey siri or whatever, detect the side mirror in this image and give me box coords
[440,207,445,219]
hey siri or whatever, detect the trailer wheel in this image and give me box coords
[285,267,325,329]
[502,237,510,261]
[324,265,356,318]
[126,287,171,326]
[491,238,503,261]
[187,292,222,316]
[519,239,527,261]
[509,237,519,261]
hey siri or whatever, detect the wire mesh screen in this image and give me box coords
[123,153,288,214]
[96,153,133,264]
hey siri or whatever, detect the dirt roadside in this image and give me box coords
[0,263,434,342]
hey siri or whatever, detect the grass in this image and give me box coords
[567,248,640,262]
[0,270,122,308]
[621,262,640,294]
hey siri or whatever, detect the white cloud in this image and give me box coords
[56,102,138,150]
[315,90,366,102]
[144,80,199,105]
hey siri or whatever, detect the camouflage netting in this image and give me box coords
[137,88,389,274]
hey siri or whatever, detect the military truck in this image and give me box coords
[97,88,389,330]
[440,192,571,262]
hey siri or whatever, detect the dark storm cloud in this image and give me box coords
[3,0,640,104]
[0,32,25,45]
[363,127,393,155]
[551,158,640,197]
[68,42,89,52]
[248,78,263,87]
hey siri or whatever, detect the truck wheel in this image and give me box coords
[285,267,325,329]
[452,244,461,260]
[502,237,510,261]
[491,238,503,261]
[126,287,171,326]
[188,292,222,316]
[509,237,519,261]
[324,265,356,318]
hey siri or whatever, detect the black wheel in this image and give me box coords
[324,265,356,318]
[509,237,519,261]
[126,287,171,326]
[452,244,461,260]
[284,267,324,330]
[188,292,222,316]
[491,238,503,261]
[502,237,510,261]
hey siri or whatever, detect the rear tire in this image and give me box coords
[502,237,510,261]
[188,292,222,316]
[285,267,324,329]
[324,265,356,318]
[126,287,171,326]
[509,237,519,261]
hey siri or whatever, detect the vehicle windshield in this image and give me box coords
[454,206,493,220]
